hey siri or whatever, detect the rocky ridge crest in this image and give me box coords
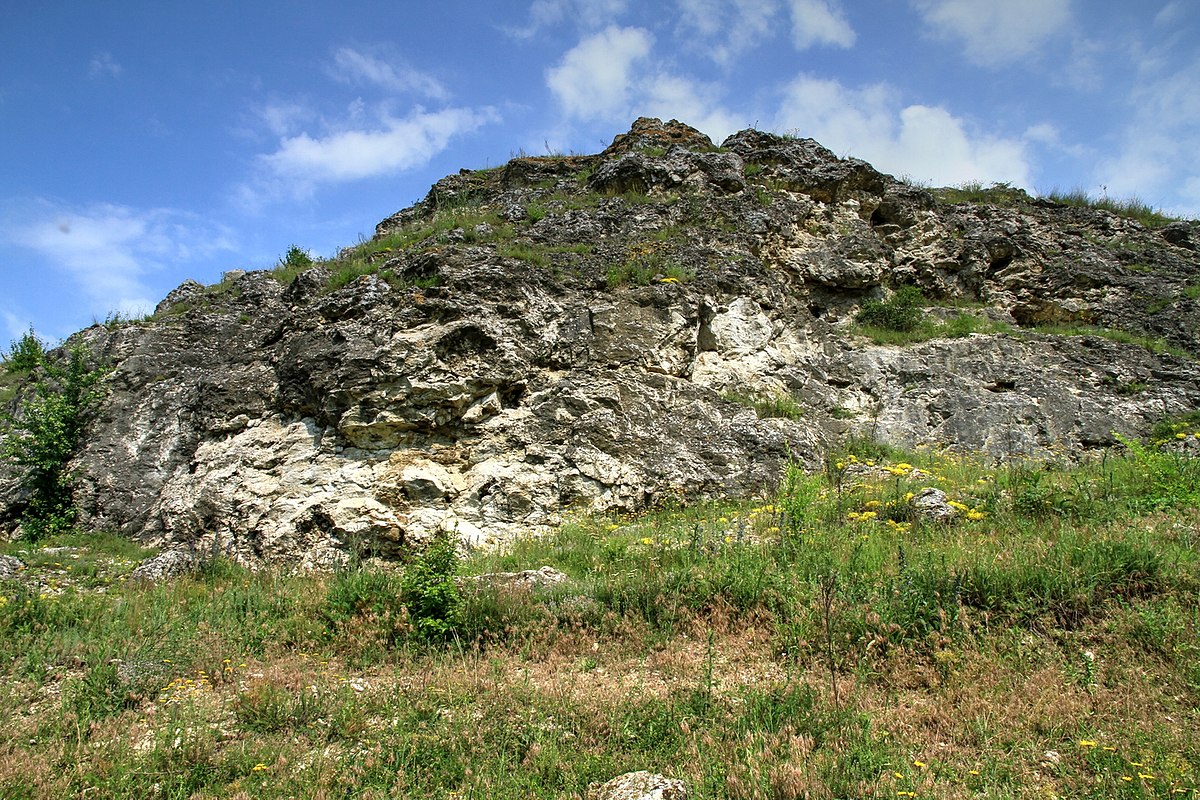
[2,118,1198,566]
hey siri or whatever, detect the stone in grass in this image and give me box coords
[0,554,24,580]
[127,550,200,583]
[466,565,569,589]
[587,771,688,800]
[910,487,958,522]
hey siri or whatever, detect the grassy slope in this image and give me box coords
[1,432,1199,799]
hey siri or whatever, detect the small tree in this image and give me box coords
[279,245,314,271]
[2,328,46,374]
[401,531,464,642]
[1,341,109,540]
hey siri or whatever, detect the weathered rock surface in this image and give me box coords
[0,554,23,580]
[587,771,688,800]
[127,550,200,583]
[1,118,1197,565]
[465,565,569,589]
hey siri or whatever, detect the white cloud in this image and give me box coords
[260,106,497,188]
[255,101,315,138]
[912,0,1072,66]
[641,74,744,142]
[676,0,779,64]
[775,75,1032,187]
[1093,54,1200,218]
[88,51,123,79]
[329,47,448,100]
[5,203,236,318]
[546,26,654,120]
[508,0,629,38]
[787,0,855,50]
[1153,1,1187,28]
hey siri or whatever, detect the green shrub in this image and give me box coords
[401,532,464,642]
[854,286,925,332]
[2,328,46,374]
[1,343,109,540]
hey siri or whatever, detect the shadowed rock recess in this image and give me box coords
[3,118,1199,567]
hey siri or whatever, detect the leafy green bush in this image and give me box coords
[279,244,314,270]
[2,328,46,374]
[1,342,109,540]
[854,286,925,333]
[401,532,464,642]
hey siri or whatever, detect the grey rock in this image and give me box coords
[127,550,200,583]
[0,554,24,580]
[911,488,957,522]
[153,279,205,316]
[467,566,569,589]
[587,771,687,800]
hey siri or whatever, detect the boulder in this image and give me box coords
[587,771,688,800]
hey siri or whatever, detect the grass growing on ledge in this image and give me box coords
[1,436,1198,798]
[722,389,804,421]
[1027,324,1190,358]
[855,311,1015,346]
[1044,188,1179,229]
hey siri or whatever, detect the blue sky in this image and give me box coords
[2,0,1198,343]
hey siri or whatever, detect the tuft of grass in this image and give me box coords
[722,390,804,421]
[1027,324,1189,358]
[499,243,550,268]
[1044,188,1178,228]
[854,286,925,333]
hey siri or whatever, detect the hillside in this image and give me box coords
[3,117,1198,566]
[0,118,1198,799]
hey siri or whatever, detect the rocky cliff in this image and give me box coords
[3,118,1199,566]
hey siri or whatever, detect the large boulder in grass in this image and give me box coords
[587,771,688,800]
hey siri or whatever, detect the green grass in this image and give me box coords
[1044,188,1179,229]
[931,182,1181,229]
[1,435,1198,797]
[722,390,804,421]
[1027,324,1189,358]
[855,311,1014,345]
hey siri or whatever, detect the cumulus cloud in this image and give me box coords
[641,74,744,142]
[259,106,497,188]
[912,0,1072,66]
[676,0,779,64]
[5,202,236,318]
[776,75,1032,187]
[546,26,654,120]
[88,51,123,79]
[788,0,855,49]
[329,47,448,100]
[545,26,744,141]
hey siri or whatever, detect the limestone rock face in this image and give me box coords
[2,118,1198,564]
